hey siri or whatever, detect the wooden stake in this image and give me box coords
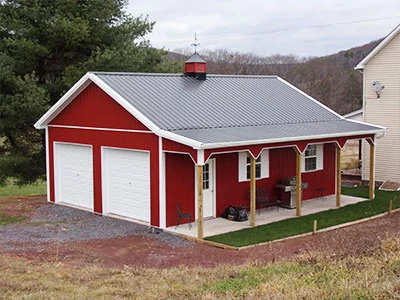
[389,200,393,214]
[367,139,375,200]
[250,154,256,227]
[335,144,342,207]
[197,165,204,239]
[293,147,302,217]
[313,219,317,234]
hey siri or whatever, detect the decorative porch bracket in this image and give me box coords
[335,144,342,207]
[249,153,256,227]
[366,139,375,200]
[197,165,204,239]
[293,147,302,216]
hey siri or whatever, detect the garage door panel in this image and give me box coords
[54,143,93,210]
[103,148,150,222]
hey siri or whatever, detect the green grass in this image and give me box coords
[0,212,24,226]
[206,187,400,247]
[0,180,47,197]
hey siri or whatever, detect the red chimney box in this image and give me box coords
[184,53,207,80]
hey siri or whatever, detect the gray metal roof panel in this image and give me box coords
[94,72,341,131]
[171,120,381,145]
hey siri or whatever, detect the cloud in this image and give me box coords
[128,0,400,56]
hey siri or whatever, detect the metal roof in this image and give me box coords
[94,72,342,132]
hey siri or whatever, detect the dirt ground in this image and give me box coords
[1,195,400,269]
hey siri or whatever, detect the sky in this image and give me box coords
[127,0,400,57]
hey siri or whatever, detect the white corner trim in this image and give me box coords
[276,77,345,120]
[197,149,205,165]
[355,24,400,69]
[159,137,166,228]
[45,126,50,203]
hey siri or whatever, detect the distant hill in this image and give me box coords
[169,39,382,115]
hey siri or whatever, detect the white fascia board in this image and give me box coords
[355,24,400,70]
[34,74,92,129]
[199,129,387,150]
[343,108,363,119]
[276,77,345,120]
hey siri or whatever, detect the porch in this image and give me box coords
[165,194,367,238]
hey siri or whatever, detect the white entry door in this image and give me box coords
[202,158,216,218]
[102,148,150,223]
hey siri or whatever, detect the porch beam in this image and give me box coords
[335,144,341,207]
[249,153,256,227]
[293,147,302,216]
[197,165,204,239]
[367,139,375,200]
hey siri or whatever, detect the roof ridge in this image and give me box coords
[168,119,343,132]
[91,71,279,78]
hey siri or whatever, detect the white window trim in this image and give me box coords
[302,144,323,172]
[238,150,269,182]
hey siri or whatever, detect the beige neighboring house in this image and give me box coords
[355,24,400,183]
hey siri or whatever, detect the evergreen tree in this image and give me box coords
[0,0,180,184]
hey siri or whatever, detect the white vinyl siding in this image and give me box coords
[238,150,269,182]
[362,31,400,182]
[302,144,323,172]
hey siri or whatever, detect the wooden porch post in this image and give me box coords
[197,165,204,239]
[335,144,341,207]
[249,154,256,227]
[367,139,375,200]
[293,147,302,216]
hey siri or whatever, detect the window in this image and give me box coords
[238,150,269,182]
[203,163,209,189]
[246,155,261,180]
[304,144,317,171]
[302,144,323,172]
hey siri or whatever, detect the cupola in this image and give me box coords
[184,52,207,80]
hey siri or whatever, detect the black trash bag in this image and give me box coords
[221,205,238,221]
[237,207,248,222]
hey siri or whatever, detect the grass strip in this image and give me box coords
[0,212,24,226]
[0,180,46,197]
[206,187,400,247]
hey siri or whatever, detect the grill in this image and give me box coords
[276,176,308,209]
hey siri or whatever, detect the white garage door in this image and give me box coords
[54,143,94,210]
[103,148,150,222]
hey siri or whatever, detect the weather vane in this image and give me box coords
[191,33,200,53]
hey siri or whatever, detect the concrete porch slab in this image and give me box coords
[164,195,367,238]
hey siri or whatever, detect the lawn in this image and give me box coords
[0,180,46,197]
[1,237,399,299]
[206,187,400,247]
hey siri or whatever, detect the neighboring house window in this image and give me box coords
[238,150,269,182]
[302,144,324,172]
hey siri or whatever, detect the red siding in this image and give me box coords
[213,144,336,216]
[185,62,207,73]
[164,143,337,224]
[163,138,197,162]
[50,83,149,131]
[165,153,195,227]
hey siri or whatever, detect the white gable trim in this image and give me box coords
[34,72,204,149]
[355,24,400,69]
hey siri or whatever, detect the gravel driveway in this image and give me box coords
[0,203,191,250]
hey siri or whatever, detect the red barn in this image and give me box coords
[35,54,385,238]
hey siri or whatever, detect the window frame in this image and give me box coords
[238,150,269,182]
[302,144,324,173]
